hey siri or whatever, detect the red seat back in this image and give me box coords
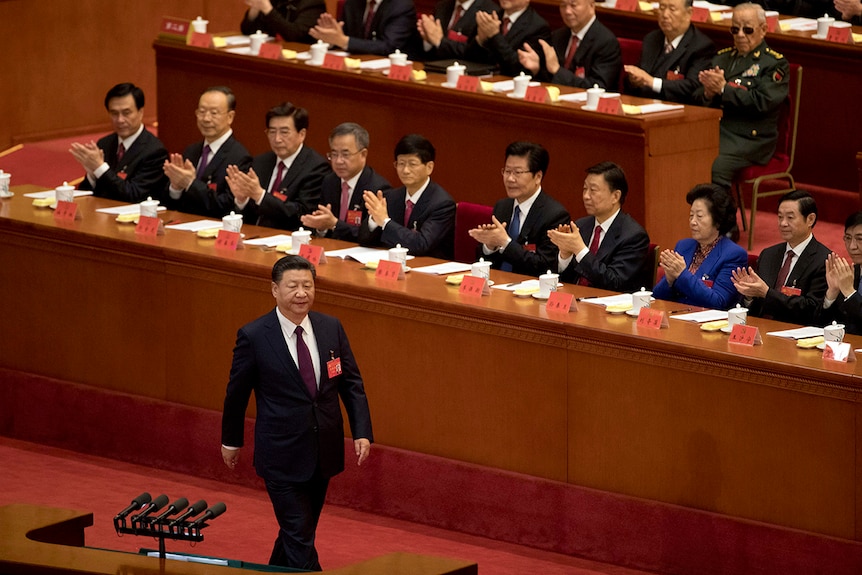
[454,202,493,263]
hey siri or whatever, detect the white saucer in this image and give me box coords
[816,343,826,350]
[0,192,14,198]
[720,325,733,334]
[507,93,525,99]
[531,293,550,300]
[811,34,827,40]
[625,309,641,317]
[304,61,323,67]
[582,105,598,111]
[441,82,457,88]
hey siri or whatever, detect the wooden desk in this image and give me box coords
[0,504,477,575]
[153,39,721,251]
[2,189,861,540]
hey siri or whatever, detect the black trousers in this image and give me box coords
[265,469,330,571]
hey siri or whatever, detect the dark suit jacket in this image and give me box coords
[627,25,715,104]
[547,20,621,90]
[466,7,550,77]
[481,191,570,277]
[357,180,456,259]
[653,236,748,309]
[343,0,422,59]
[816,265,862,335]
[242,146,331,231]
[559,212,650,292]
[221,309,373,483]
[78,128,169,203]
[425,0,500,61]
[240,0,326,42]
[748,237,830,324]
[169,135,253,218]
[319,166,391,241]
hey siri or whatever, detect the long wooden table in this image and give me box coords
[2,189,861,541]
[153,38,721,251]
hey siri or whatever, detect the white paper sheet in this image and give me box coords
[491,279,541,291]
[671,310,728,323]
[412,262,473,275]
[164,220,222,232]
[766,326,824,339]
[24,190,93,199]
[95,204,167,215]
[359,58,392,70]
[578,293,633,306]
[243,234,294,247]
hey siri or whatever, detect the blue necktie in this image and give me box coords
[500,207,521,272]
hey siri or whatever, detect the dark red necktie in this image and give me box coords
[364,0,376,38]
[116,143,126,164]
[577,226,603,286]
[449,4,464,29]
[339,180,350,221]
[564,34,579,70]
[501,17,511,35]
[294,326,317,399]
[270,161,285,194]
[196,144,211,179]
[774,250,794,289]
[404,199,414,226]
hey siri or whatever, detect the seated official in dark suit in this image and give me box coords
[694,3,789,190]
[417,0,500,61]
[465,0,550,76]
[817,212,862,335]
[358,134,456,259]
[731,190,829,325]
[468,141,570,276]
[71,83,168,203]
[163,86,253,218]
[624,0,715,104]
[240,0,326,42]
[654,184,747,309]
[226,102,329,231]
[301,122,391,241]
[310,0,421,58]
[518,0,620,90]
[548,162,650,291]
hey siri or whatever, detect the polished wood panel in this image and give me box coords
[2,189,861,539]
[153,39,720,251]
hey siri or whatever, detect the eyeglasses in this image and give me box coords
[265,128,294,138]
[501,168,533,178]
[327,149,364,161]
[394,160,425,170]
[195,108,227,119]
[729,25,756,35]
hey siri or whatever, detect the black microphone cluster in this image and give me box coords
[113,492,226,543]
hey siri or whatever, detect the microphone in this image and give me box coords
[131,494,169,522]
[168,499,208,527]
[152,497,189,523]
[114,492,151,520]
[188,502,227,527]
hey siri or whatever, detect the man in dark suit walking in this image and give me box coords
[163,86,253,218]
[548,162,651,291]
[518,0,620,90]
[221,255,373,571]
[226,102,330,231]
[624,0,715,104]
[358,134,456,259]
[732,190,829,325]
[71,83,168,203]
[468,141,570,276]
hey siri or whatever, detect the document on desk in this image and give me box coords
[164,220,222,232]
[95,204,167,215]
[412,262,472,275]
[243,234,294,247]
[359,58,391,70]
[324,246,414,264]
[23,190,93,199]
[579,293,634,306]
[780,17,818,31]
[491,80,541,92]
[766,326,824,339]
[623,103,684,115]
[491,279,540,291]
[670,310,728,323]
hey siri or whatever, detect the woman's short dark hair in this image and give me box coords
[685,183,737,236]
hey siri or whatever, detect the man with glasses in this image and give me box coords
[226,102,329,231]
[694,2,789,190]
[357,134,455,259]
[301,123,390,241]
[817,212,862,335]
[163,86,253,218]
[517,0,619,90]
[624,0,714,104]
[468,141,569,276]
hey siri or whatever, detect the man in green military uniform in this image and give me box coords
[694,2,789,190]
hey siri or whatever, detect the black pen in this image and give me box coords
[668,308,692,315]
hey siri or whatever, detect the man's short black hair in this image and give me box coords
[586,161,628,205]
[394,134,435,163]
[845,211,862,231]
[779,189,817,228]
[272,255,317,282]
[266,102,309,132]
[685,183,737,236]
[505,141,549,176]
[203,85,237,111]
[104,83,144,110]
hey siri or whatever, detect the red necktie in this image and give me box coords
[501,17,511,35]
[564,34,579,70]
[196,144,211,179]
[339,180,350,221]
[116,143,126,164]
[404,199,414,227]
[577,227,603,286]
[294,326,317,399]
[774,250,795,289]
[364,0,377,38]
[449,4,464,30]
[270,161,285,194]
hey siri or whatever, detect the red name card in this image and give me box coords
[524,85,549,103]
[455,75,480,92]
[728,324,761,346]
[690,6,709,22]
[135,216,163,237]
[826,25,852,44]
[299,243,326,265]
[258,42,282,59]
[636,307,668,329]
[822,341,855,362]
[188,32,213,48]
[546,291,576,313]
[459,275,490,296]
[766,14,779,33]
[215,229,242,250]
[596,97,623,115]
[615,0,638,11]
[53,201,80,222]
[322,53,346,70]
[375,259,404,280]
[389,64,413,81]
[160,17,191,42]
